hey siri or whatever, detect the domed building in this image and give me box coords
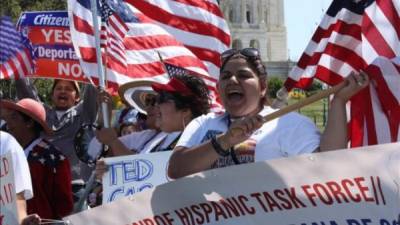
[219,0,293,76]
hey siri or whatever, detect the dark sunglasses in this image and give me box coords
[144,94,157,107]
[221,48,261,64]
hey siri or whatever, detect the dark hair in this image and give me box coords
[18,112,43,137]
[167,74,211,118]
[220,49,269,105]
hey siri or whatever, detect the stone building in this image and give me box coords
[219,0,293,76]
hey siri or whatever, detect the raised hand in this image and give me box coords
[334,71,369,103]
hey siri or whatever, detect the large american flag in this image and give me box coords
[285,0,400,146]
[0,16,35,80]
[68,0,229,104]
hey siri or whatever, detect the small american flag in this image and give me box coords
[164,63,191,78]
[99,0,138,67]
[163,62,223,110]
[0,16,35,79]
[284,0,400,146]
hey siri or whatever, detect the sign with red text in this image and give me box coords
[0,152,18,225]
[65,143,400,225]
[17,11,86,81]
[102,151,173,204]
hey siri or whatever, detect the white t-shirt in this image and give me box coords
[88,129,181,158]
[177,106,321,168]
[0,131,33,200]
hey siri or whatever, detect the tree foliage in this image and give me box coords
[267,77,284,99]
[305,81,323,96]
[1,0,67,21]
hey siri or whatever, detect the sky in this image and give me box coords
[284,0,333,61]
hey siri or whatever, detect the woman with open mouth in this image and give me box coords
[168,48,369,179]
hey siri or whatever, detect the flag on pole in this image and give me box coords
[69,0,228,109]
[68,0,228,84]
[284,0,400,146]
[0,16,35,80]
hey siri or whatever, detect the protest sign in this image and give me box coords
[65,143,400,225]
[17,11,86,81]
[102,151,173,204]
[0,152,18,225]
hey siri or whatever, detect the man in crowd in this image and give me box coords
[15,79,99,204]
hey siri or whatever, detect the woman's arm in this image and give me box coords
[168,115,264,179]
[319,72,369,151]
[95,128,138,156]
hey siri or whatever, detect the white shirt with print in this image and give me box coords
[176,106,321,168]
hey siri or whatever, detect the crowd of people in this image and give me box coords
[0,48,369,224]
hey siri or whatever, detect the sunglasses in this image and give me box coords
[144,94,157,107]
[221,48,261,64]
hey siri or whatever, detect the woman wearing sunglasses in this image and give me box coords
[89,74,211,157]
[168,48,369,179]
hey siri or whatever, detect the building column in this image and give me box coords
[258,0,264,24]
[241,0,247,24]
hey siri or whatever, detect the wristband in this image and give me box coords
[210,135,230,157]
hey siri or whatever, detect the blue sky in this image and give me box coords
[284,0,333,61]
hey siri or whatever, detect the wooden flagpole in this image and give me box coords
[262,81,347,123]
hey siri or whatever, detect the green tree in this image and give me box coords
[1,0,66,21]
[267,77,284,99]
[305,80,323,96]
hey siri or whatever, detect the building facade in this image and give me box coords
[219,0,292,76]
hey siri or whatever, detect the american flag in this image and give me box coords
[128,0,231,79]
[0,16,35,80]
[68,0,229,99]
[164,63,190,78]
[284,0,400,146]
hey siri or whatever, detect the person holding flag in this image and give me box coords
[168,48,369,179]
[91,73,212,157]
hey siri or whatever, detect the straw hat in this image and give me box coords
[0,98,52,135]
[118,80,157,114]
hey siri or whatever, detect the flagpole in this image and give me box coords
[230,81,348,136]
[90,0,109,128]
[74,0,109,213]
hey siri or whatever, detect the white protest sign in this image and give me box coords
[65,143,400,225]
[102,151,172,203]
[0,152,19,225]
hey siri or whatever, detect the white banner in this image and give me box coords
[66,143,400,225]
[0,152,19,225]
[102,151,172,203]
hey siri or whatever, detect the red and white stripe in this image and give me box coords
[68,0,229,110]
[285,0,400,146]
[127,0,230,80]
[0,48,34,80]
